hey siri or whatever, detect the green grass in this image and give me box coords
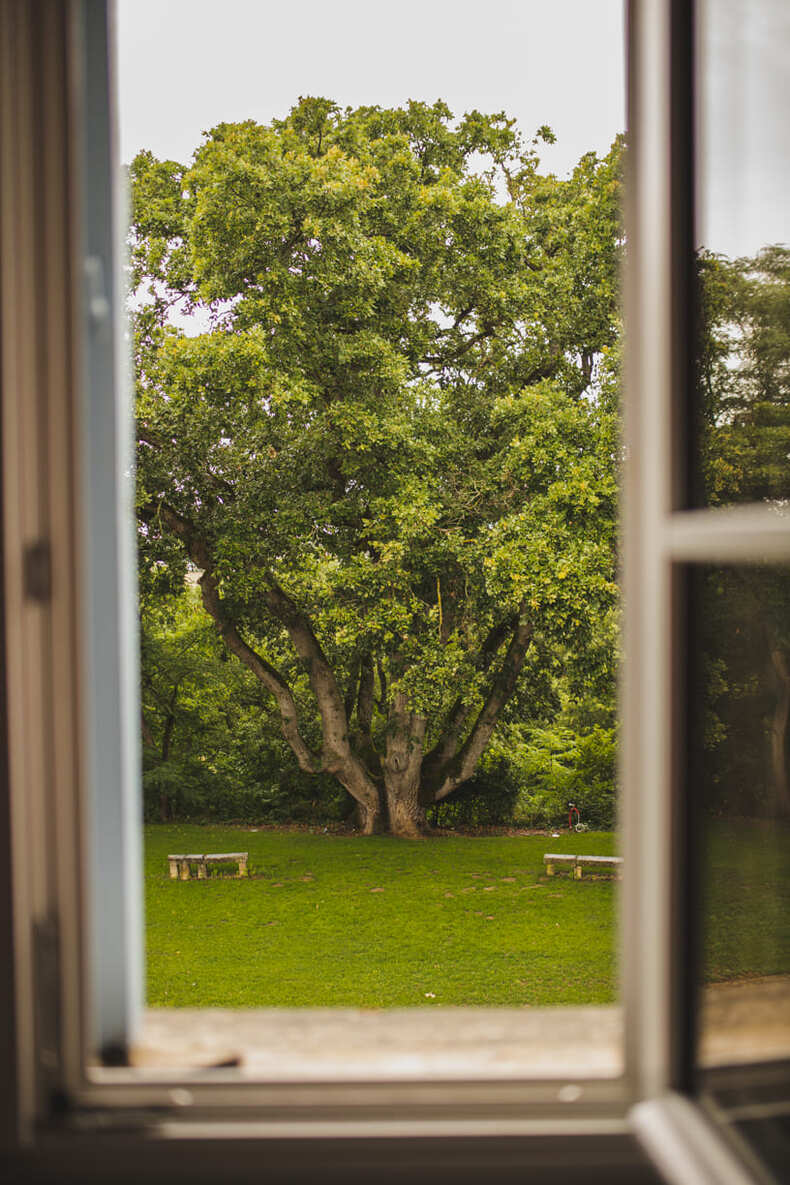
[144,825,619,1008]
[703,820,790,983]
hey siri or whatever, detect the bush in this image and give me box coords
[142,723,617,831]
[505,724,617,828]
[426,758,520,827]
[142,755,352,824]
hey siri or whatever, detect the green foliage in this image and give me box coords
[484,723,617,828]
[140,586,351,822]
[426,759,520,827]
[698,245,790,505]
[696,566,790,820]
[132,97,623,822]
[696,248,790,825]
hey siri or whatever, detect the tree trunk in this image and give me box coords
[355,789,385,835]
[385,775,427,838]
[382,695,427,838]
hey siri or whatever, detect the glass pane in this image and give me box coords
[692,564,790,1171]
[116,0,627,1077]
[695,0,790,506]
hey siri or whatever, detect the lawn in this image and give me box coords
[144,825,619,1008]
[702,820,790,983]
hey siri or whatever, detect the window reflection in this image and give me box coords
[697,249,790,506]
[693,565,790,1085]
[695,0,790,507]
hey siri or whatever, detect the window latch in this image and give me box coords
[23,540,52,603]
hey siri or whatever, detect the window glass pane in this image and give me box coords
[692,564,790,1172]
[117,0,626,1078]
[695,0,790,506]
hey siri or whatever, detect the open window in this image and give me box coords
[1,1,788,1182]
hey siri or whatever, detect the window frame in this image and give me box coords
[1,0,785,1181]
[625,1,790,1182]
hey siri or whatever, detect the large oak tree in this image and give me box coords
[132,98,622,836]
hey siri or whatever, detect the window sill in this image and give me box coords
[129,1003,624,1080]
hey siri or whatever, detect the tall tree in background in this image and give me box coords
[132,99,622,836]
[698,245,790,505]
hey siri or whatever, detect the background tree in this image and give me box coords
[132,98,622,836]
[698,245,790,505]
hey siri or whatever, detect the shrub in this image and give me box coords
[505,724,617,828]
[142,753,353,824]
[426,758,520,827]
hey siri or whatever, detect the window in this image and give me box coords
[1,2,787,1182]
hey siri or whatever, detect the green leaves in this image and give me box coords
[132,97,623,810]
[698,245,790,505]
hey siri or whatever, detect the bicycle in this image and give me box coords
[568,802,588,834]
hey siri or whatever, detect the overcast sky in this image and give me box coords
[116,0,626,180]
[698,0,790,257]
[116,0,790,260]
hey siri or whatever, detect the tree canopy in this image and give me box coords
[132,98,623,836]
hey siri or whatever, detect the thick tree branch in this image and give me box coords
[352,652,381,781]
[422,614,518,785]
[137,425,237,499]
[144,501,380,812]
[343,653,361,722]
[260,581,381,812]
[376,659,388,711]
[421,325,495,366]
[146,502,321,775]
[383,691,428,837]
[432,611,532,801]
[199,573,322,775]
[141,709,156,750]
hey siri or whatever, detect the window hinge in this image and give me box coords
[84,254,111,327]
[23,540,52,603]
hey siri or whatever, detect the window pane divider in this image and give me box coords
[664,507,790,562]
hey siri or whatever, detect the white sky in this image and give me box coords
[115,0,626,180]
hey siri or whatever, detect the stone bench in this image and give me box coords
[168,852,248,880]
[576,855,623,878]
[543,853,623,879]
[543,853,580,878]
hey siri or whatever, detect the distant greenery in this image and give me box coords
[145,826,619,1008]
[132,98,623,836]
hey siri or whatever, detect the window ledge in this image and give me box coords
[129,1004,623,1081]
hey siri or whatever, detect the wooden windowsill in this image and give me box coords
[132,1004,624,1080]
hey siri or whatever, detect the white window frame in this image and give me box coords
[0,1,785,1181]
